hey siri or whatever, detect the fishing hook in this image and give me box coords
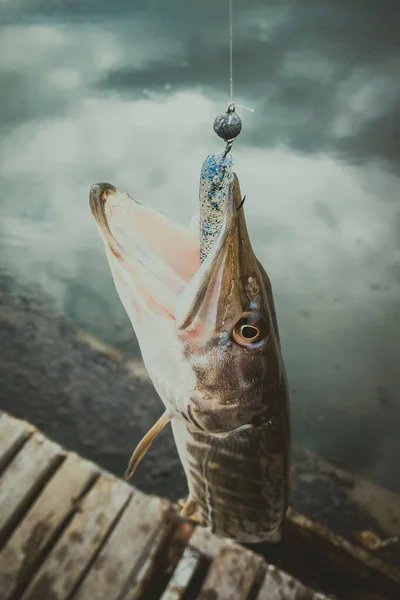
[237,195,246,211]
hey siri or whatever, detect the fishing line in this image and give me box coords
[213,0,254,157]
[229,0,233,103]
[228,0,254,113]
[200,2,250,262]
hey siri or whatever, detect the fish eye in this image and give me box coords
[233,312,267,347]
[240,325,259,340]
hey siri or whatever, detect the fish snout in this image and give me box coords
[89,182,117,216]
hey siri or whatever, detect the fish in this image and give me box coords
[89,167,290,543]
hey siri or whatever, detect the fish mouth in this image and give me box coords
[89,176,256,329]
[89,182,117,212]
[89,181,200,326]
[89,177,258,335]
[89,179,269,435]
[89,183,118,243]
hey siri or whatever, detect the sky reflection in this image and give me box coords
[0,0,399,490]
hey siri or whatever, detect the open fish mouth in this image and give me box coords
[89,182,199,322]
[89,174,252,314]
[89,180,202,428]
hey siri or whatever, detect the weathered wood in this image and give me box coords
[0,413,34,473]
[159,547,201,600]
[2,411,397,600]
[292,446,400,568]
[119,503,178,600]
[258,510,400,600]
[257,564,327,600]
[21,475,132,600]
[0,452,97,600]
[285,510,400,592]
[187,526,236,558]
[189,527,331,600]
[198,545,265,600]
[0,433,65,546]
[74,493,173,600]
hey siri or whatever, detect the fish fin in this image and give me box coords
[125,411,172,480]
[264,526,282,543]
[179,496,198,519]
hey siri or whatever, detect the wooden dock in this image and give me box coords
[0,411,329,599]
[0,411,400,599]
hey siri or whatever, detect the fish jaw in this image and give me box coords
[89,182,199,420]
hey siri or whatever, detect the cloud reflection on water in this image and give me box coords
[0,2,399,489]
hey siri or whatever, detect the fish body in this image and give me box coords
[172,419,288,542]
[89,164,290,542]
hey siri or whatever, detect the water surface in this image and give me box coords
[0,0,399,490]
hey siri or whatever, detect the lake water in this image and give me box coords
[0,0,399,491]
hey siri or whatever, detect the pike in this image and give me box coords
[89,163,290,542]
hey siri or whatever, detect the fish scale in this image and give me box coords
[175,415,287,542]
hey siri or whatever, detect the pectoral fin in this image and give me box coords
[179,496,198,519]
[125,411,172,480]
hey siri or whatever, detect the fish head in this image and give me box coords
[89,177,289,436]
[175,173,288,434]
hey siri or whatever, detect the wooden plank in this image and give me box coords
[21,475,132,600]
[187,526,236,559]
[3,412,394,600]
[286,510,400,592]
[159,547,201,600]
[119,502,178,600]
[292,445,400,578]
[256,510,400,600]
[0,452,97,600]
[0,433,65,546]
[0,412,35,473]
[189,527,329,600]
[198,545,265,600]
[257,564,327,600]
[157,521,198,600]
[74,493,173,600]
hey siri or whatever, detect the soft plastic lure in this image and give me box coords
[199,151,233,263]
